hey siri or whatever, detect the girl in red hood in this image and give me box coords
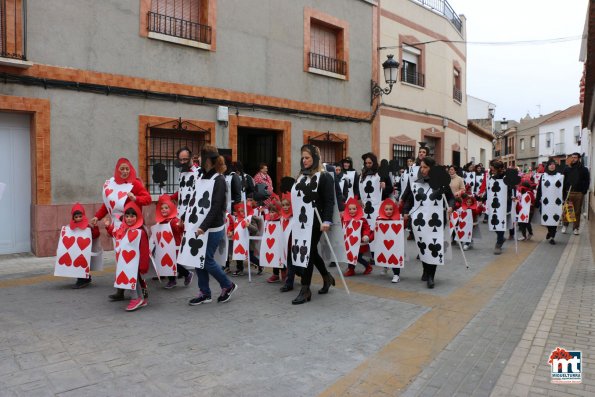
[155,195,193,289]
[376,198,403,283]
[342,198,374,277]
[265,198,289,283]
[459,194,485,250]
[516,181,535,241]
[69,203,100,289]
[279,194,296,292]
[230,201,262,276]
[105,201,150,312]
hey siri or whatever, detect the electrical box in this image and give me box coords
[217,106,229,123]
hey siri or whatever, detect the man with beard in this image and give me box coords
[561,152,590,235]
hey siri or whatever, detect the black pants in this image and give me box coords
[422,262,437,277]
[518,222,533,236]
[546,225,557,239]
[300,225,329,286]
[392,268,400,275]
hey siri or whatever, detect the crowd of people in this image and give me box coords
[53,143,590,311]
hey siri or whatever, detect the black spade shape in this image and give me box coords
[542,214,549,222]
[543,197,549,205]
[553,214,560,222]
[555,198,562,205]
[544,180,551,188]
[555,180,562,188]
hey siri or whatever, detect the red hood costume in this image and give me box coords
[342,197,364,222]
[114,157,137,184]
[70,203,89,230]
[155,194,178,223]
[266,198,282,221]
[234,201,254,220]
[280,193,293,218]
[108,201,150,274]
[377,198,401,220]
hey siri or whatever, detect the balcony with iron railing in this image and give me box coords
[148,11,211,45]
[400,69,425,87]
[308,52,347,76]
[453,86,462,102]
[0,0,27,63]
[410,0,463,33]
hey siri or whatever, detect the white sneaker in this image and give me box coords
[517,236,525,241]
[391,275,400,283]
[573,229,580,235]
[462,244,470,251]
[561,226,567,234]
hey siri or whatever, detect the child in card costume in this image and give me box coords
[54,203,101,289]
[486,161,515,255]
[151,195,193,289]
[355,152,393,227]
[91,158,151,302]
[374,198,405,284]
[454,194,485,251]
[341,198,374,277]
[261,198,289,281]
[106,202,150,312]
[230,201,262,276]
[400,157,455,289]
[290,144,336,305]
[279,195,297,292]
[536,159,564,245]
[515,181,535,241]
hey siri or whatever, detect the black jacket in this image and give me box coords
[227,172,242,204]
[199,169,227,231]
[563,162,590,194]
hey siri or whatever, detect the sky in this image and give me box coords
[447,0,587,122]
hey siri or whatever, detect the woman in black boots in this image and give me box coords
[290,144,336,304]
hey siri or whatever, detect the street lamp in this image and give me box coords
[371,54,399,105]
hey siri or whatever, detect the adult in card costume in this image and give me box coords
[290,144,336,305]
[561,153,590,235]
[90,158,151,301]
[355,152,393,226]
[536,159,564,245]
[400,157,454,289]
[340,157,359,200]
[185,145,237,306]
[486,160,514,255]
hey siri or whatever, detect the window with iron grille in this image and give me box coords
[308,20,346,76]
[146,118,210,195]
[401,45,424,87]
[148,0,211,45]
[0,0,26,60]
[308,132,347,164]
[453,67,462,102]
[392,144,414,168]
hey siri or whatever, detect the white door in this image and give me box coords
[0,112,31,254]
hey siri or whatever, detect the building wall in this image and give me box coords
[378,0,467,163]
[516,126,539,170]
[538,116,583,163]
[467,131,492,166]
[467,95,495,121]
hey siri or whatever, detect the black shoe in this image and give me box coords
[108,289,125,301]
[257,266,263,275]
[218,283,238,303]
[72,278,91,289]
[292,286,312,305]
[329,262,337,268]
[188,293,212,305]
[421,271,428,282]
[427,276,435,289]
[549,239,556,245]
[280,284,294,292]
[318,273,335,294]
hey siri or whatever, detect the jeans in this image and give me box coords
[195,229,232,296]
[562,192,584,230]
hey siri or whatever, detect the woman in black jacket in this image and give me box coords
[291,144,336,304]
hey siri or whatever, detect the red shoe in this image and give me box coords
[266,274,280,283]
[126,298,144,312]
[363,265,373,275]
[407,233,414,241]
[343,268,355,277]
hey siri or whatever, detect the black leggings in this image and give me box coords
[300,225,329,286]
[546,225,557,239]
[169,265,189,281]
[423,262,437,277]
[518,222,533,236]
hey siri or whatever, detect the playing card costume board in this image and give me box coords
[114,228,142,290]
[102,178,132,230]
[410,180,446,265]
[177,173,220,269]
[373,220,405,268]
[516,192,532,223]
[449,209,473,243]
[54,227,94,278]
[232,216,252,261]
[290,172,320,268]
[359,173,382,225]
[149,222,178,277]
[342,171,356,200]
[177,166,200,224]
[464,171,475,193]
[540,173,564,226]
[259,219,285,268]
[342,219,363,265]
[487,177,508,231]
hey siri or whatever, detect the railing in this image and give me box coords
[453,86,462,102]
[309,52,347,75]
[0,0,27,60]
[148,11,211,45]
[555,142,565,155]
[400,69,425,87]
[410,0,462,33]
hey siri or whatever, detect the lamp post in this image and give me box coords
[371,54,399,105]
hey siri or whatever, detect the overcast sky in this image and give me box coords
[447,0,587,122]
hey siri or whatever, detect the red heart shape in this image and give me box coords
[117,191,127,200]
[376,253,387,264]
[346,252,355,262]
[161,253,173,267]
[268,223,277,234]
[388,254,399,265]
[384,240,394,250]
[352,220,361,230]
[459,221,466,229]
[77,237,91,251]
[58,252,72,266]
[122,250,136,263]
[73,254,88,268]
[265,252,275,263]
[105,188,113,197]
[156,232,162,243]
[344,241,350,251]
[452,211,459,219]
[116,271,129,285]
[457,230,465,239]
[162,231,173,244]
[379,224,390,234]
[109,200,116,209]
[349,235,359,246]
[346,227,354,236]
[234,244,246,255]
[460,211,468,219]
[127,229,139,242]
[233,232,240,241]
[63,236,75,249]
[266,238,275,249]
[391,223,402,234]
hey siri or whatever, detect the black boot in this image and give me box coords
[421,264,428,281]
[292,286,312,304]
[318,273,335,294]
[427,276,435,289]
[280,284,294,292]
[108,288,125,301]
